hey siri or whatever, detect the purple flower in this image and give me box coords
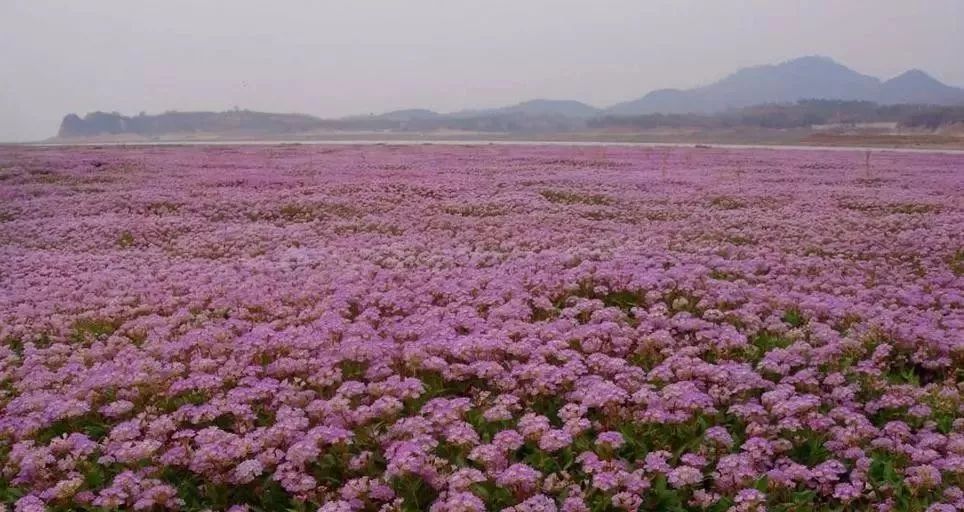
[496,464,542,492]
[431,491,486,512]
[905,464,942,490]
[492,430,525,452]
[595,431,624,450]
[15,495,46,512]
[667,466,704,488]
[2,145,960,511]
[538,429,573,452]
[234,459,264,484]
[643,450,673,474]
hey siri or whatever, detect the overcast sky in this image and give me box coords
[1,0,962,141]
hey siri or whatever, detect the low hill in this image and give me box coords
[492,99,601,118]
[591,100,964,131]
[880,70,964,105]
[58,110,329,138]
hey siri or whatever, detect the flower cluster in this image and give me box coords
[0,144,961,511]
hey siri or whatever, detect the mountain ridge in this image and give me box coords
[360,55,964,119]
[366,56,964,119]
[57,56,964,138]
[605,56,964,116]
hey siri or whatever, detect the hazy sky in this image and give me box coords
[2,0,962,141]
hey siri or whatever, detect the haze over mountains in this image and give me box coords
[58,56,964,138]
[359,56,964,121]
[605,56,964,116]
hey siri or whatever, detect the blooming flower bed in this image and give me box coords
[0,144,961,511]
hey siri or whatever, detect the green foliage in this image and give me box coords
[743,331,793,371]
[36,413,109,444]
[708,270,741,281]
[469,481,514,510]
[529,396,565,426]
[600,291,642,314]
[3,335,25,356]
[153,389,211,416]
[709,196,746,210]
[767,491,821,512]
[615,414,719,459]
[117,230,135,248]
[950,249,964,276]
[885,366,921,387]
[391,475,438,512]
[401,371,484,418]
[751,331,792,355]
[156,469,306,512]
[866,454,933,512]
[644,475,686,511]
[339,360,369,381]
[530,304,559,322]
[70,317,120,343]
[310,445,351,488]
[887,203,940,215]
[540,189,613,206]
[0,453,25,504]
[146,201,181,215]
[464,408,511,444]
[832,313,862,334]
[725,234,755,246]
[441,203,507,218]
[786,433,830,466]
[781,308,806,328]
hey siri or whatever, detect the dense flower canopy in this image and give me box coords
[0,144,961,511]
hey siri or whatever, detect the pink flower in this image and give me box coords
[595,431,624,450]
[518,414,552,440]
[234,459,265,484]
[611,492,643,511]
[731,488,766,512]
[644,451,672,474]
[538,429,573,452]
[318,500,353,512]
[505,494,557,512]
[704,426,734,447]
[492,430,525,452]
[690,489,721,508]
[667,466,704,488]
[561,495,590,512]
[431,491,486,512]
[15,495,46,512]
[2,145,960,512]
[905,465,942,490]
[496,464,542,492]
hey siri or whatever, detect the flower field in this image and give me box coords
[0,144,962,511]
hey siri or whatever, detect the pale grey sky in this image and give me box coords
[1,0,962,141]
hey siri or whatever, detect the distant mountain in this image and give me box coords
[880,69,964,105]
[590,99,964,131]
[441,99,600,120]
[356,100,600,123]
[56,107,592,139]
[492,99,601,118]
[606,56,964,116]
[56,56,964,139]
[369,109,441,121]
[58,110,328,138]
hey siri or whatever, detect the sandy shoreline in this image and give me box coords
[14,127,964,153]
[19,138,964,155]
